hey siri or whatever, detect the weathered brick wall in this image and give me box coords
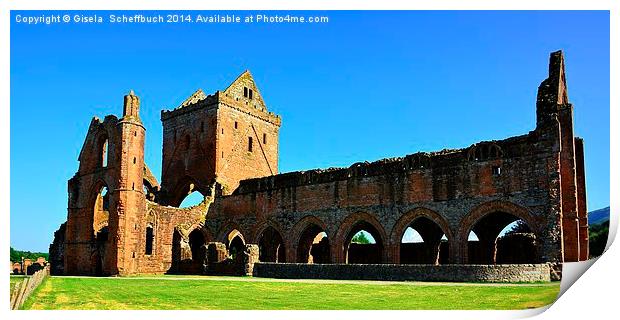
[64,115,123,275]
[133,200,211,274]
[62,92,149,276]
[215,98,280,194]
[253,263,551,283]
[48,223,65,275]
[160,93,219,206]
[202,130,561,265]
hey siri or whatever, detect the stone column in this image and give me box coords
[243,244,259,276]
[207,242,228,263]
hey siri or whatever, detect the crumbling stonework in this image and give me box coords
[49,223,65,275]
[253,263,552,283]
[50,51,588,277]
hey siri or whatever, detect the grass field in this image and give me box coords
[21,276,560,310]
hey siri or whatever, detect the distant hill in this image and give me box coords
[588,206,610,225]
[589,206,610,258]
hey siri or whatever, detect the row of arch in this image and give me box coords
[174,202,542,267]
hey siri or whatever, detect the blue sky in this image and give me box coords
[11,11,609,252]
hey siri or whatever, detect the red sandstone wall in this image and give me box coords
[214,100,279,194]
[160,101,218,205]
[204,128,563,264]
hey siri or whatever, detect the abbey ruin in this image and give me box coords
[49,51,588,280]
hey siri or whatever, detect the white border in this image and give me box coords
[2,1,616,319]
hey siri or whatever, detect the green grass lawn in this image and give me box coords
[22,276,560,310]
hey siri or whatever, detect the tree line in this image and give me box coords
[10,247,49,262]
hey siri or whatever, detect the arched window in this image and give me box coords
[145,225,154,255]
[226,230,246,261]
[258,226,286,263]
[179,190,205,208]
[467,212,538,264]
[297,224,330,264]
[400,217,449,265]
[93,185,109,237]
[345,221,384,264]
[99,137,109,168]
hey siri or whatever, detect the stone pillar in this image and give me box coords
[243,244,259,276]
[387,243,399,264]
[207,242,228,263]
[575,138,589,260]
[330,241,345,264]
[450,239,463,264]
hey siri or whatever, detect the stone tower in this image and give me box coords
[160,71,281,205]
[64,91,147,275]
[113,91,147,275]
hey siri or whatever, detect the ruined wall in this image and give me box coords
[160,92,219,206]
[199,50,586,266]
[133,200,211,274]
[63,91,147,276]
[64,114,123,275]
[253,263,552,283]
[49,223,65,275]
[203,129,561,265]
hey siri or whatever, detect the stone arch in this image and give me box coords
[168,175,207,207]
[290,215,331,263]
[458,200,541,264]
[145,210,158,256]
[334,212,388,264]
[253,221,286,263]
[95,132,110,168]
[390,208,452,264]
[217,222,247,261]
[88,179,113,275]
[90,180,111,237]
[251,219,285,243]
[182,222,214,244]
[168,224,211,274]
[217,222,246,243]
[188,228,206,262]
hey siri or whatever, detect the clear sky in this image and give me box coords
[11,11,609,252]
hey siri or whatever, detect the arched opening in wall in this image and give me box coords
[93,186,110,237]
[179,191,205,208]
[188,229,206,271]
[257,226,286,263]
[169,228,205,274]
[400,217,449,265]
[345,222,383,264]
[297,225,330,264]
[92,185,110,276]
[169,230,188,273]
[226,230,246,261]
[145,225,154,255]
[98,136,109,168]
[467,212,538,264]
[170,178,203,208]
